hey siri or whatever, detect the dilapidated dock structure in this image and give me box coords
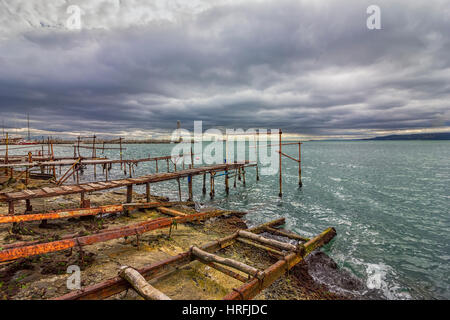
[0,131,338,301]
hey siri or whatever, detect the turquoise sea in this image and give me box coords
[54,140,449,299]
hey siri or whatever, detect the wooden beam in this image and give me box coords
[119,266,171,300]
[190,246,264,279]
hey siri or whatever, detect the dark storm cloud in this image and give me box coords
[0,0,449,138]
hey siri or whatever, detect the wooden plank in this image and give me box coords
[5,192,22,199]
[88,183,100,188]
[79,185,94,191]
[42,187,55,194]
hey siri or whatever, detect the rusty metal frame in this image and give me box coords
[0,209,240,263]
[0,201,182,224]
[53,218,286,300]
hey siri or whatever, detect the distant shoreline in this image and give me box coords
[362,132,450,141]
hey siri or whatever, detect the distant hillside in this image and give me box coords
[365,132,450,140]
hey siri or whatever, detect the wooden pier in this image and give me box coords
[0,162,253,215]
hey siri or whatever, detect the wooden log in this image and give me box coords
[119,266,171,300]
[236,238,284,257]
[237,230,299,252]
[265,226,309,242]
[205,262,247,283]
[157,207,187,217]
[190,246,264,279]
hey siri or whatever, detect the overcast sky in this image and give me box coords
[0,0,449,139]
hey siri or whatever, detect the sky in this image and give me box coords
[0,0,449,140]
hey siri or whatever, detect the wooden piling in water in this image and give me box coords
[298,142,302,187]
[202,173,206,194]
[146,183,151,202]
[256,131,259,181]
[225,167,229,195]
[278,129,282,197]
[177,178,182,201]
[187,175,193,201]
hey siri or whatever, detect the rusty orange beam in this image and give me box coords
[0,210,235,262]
[0,201,183,225]
[222,227,336,300]
[277,150,300,163]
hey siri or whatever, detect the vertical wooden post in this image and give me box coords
[242,166,246,187]
[81,192,85,208]
[77,136,81,157]
[298,142,302,187]
[278,129,282,197]
[188,175,193,201]
[8,201,14,215]
[4,133,8,174]
[51,142,56,179]
[225,166,229,195]
[123,185,133,216]
[209,172,215,198]
[92,135,96,179]
[166,158,170,173]
[25,199,32,213]
[190,144,194,169]
[126,185,133,203]
[119,137,123,170]
[256,131,260,181]
[155,160,159,173]
[202,173,206,194]
[177,178,182,201]
[146,183,151,202]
